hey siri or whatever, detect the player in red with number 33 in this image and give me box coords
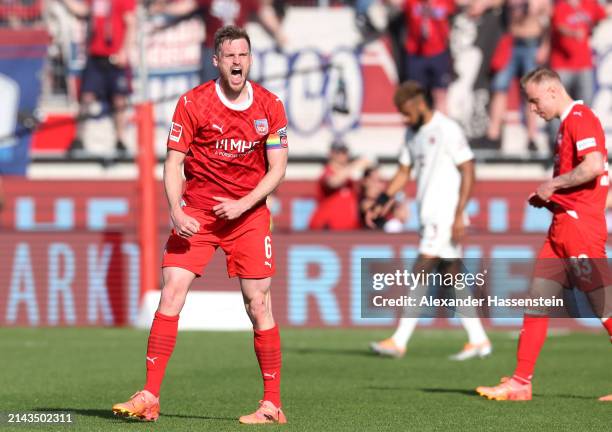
[477,67,612,402]
[112,25,288,424]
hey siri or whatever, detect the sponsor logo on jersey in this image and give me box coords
[169,122,183,142]
[215,138,261,154]
[254,119,269,135]
[576,137,596,151]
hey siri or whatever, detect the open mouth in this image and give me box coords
[230,67,243,81]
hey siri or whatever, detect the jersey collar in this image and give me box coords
[420,111,440,132]
[215,79,253,111]
[560,100,583,122]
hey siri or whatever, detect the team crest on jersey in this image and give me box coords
[254,119,269,135]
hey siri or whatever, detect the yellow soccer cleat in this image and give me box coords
[112,390,160,421]
[238,400,287,424]
[476,377,532,401]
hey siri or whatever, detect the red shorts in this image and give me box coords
[534,212,608,292]
[162,206,274,278]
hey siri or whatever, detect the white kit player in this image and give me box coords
[366,81,492,360]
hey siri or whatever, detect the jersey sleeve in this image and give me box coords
[572,109,605,159]
[167,93,197,154]
[445,123,474,165]
[589,0,607,24]
[265,95,289,151]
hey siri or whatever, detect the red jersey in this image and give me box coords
[167,80,288,211]
[550,0,606,70]
[403,0,455,56]
[88,0,135,57]
[550,102,608,220]
[198,0,259,48]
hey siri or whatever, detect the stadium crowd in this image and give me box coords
[0,0,610,160]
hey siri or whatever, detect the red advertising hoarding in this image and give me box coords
[1,179,608,328]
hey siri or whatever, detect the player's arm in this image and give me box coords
[164,149,200,238]
[164,94,200,237]
[364,163,411,229]
[213,147,288,220]
[536,151,606,200]
[453,159,475,243]
[61,0,90,19]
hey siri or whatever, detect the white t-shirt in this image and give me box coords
[398,111,473,226]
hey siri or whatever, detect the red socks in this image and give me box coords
[513,314,549,383]
[254,325,282,407]
[144,311,179,397]
[602,318,612,342]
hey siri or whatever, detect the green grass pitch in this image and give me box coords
[1,328,610,431]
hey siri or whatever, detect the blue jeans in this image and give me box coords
[492,38,539,92]
[355,0,374,14]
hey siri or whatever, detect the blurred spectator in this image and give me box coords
[547,0,612,155]
[354,0,378,36]
[0,0,43,27]
[61,0,136,158]
[0,176,4,213]
[385,0,457,112]
[152,0,286,82]
[359,166,412,232]
[358,165,386,227]
[486,0,551,151]
[309,140,370,230]
[457,0,504,18]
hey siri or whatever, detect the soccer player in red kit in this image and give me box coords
[477,67,612,401]
[112,25,288,423]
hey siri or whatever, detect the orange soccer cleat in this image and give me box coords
[238,400,287,424]
[112,390,160,421]
[449,341,492,361]
[598,394,612,402]
[369,338,406,358]
[476,377,532,401]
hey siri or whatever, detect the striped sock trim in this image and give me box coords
[512,374,531,385]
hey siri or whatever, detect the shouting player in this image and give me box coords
[367,81,492,361]
[477,67,612,401]
[112,25,288,423]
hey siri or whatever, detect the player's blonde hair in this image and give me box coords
[214,25,251,55]
[520,67,561,90]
